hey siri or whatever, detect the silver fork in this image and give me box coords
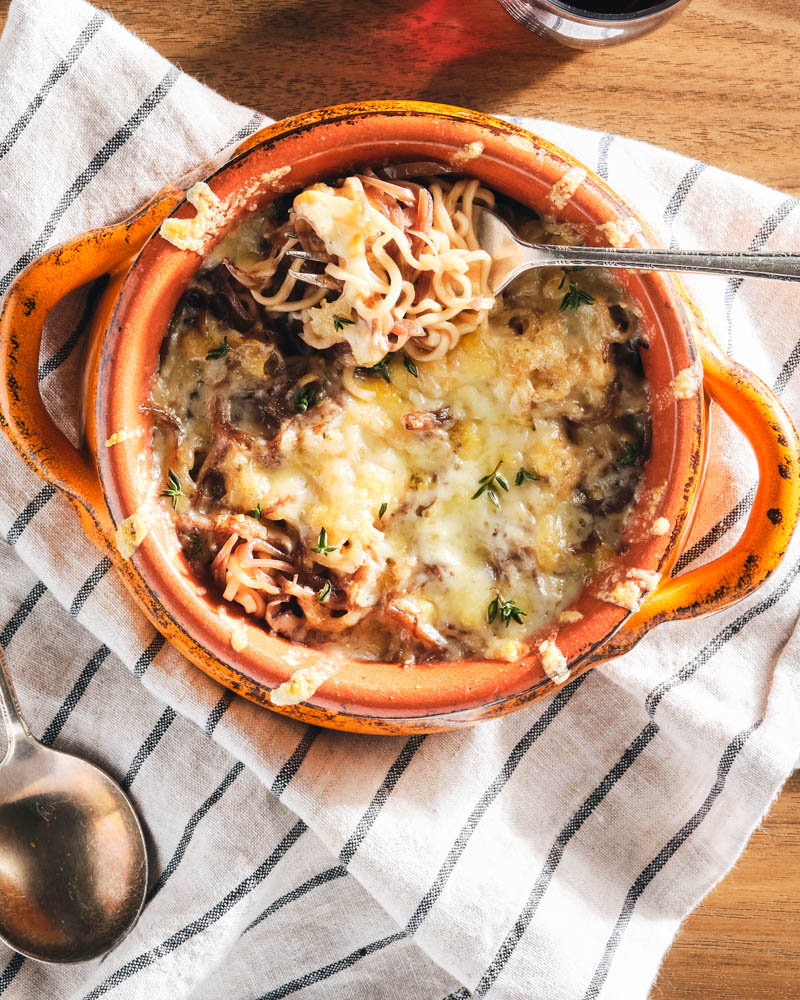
[475,206,800,294]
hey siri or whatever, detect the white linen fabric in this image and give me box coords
[0,1,798,998]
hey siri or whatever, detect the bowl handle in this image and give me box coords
[605,331,800,658]
[0,187,182,545]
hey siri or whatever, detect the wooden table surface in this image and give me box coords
[1,0,798,996]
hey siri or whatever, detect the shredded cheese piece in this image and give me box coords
[270,663,339,707]
[115,507,152,559]
[596,217,641,248]
[670,363,702,400]
[160,182,227,254]
[451,141,484,164]
[105,427,143,448]
[548,167,587,210]
[539,639,570,684]
[598,568,661,612]
[559,610,584,624]
[651,517,670,537]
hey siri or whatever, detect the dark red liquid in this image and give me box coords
[562,0,668,11]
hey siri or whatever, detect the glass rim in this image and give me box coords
[548,0,683,21]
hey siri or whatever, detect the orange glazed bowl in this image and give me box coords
[2,101,799,734]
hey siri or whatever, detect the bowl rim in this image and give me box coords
[96,100,703,725]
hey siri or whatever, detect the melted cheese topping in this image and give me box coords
[149,194,650,662]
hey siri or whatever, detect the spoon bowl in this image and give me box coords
[0,649,147,963]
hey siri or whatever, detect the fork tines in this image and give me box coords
[288,269,341,290]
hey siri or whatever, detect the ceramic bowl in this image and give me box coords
[2,101,798,733]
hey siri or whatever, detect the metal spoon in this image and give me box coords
[0,646,147,963]
[474,205,800,293]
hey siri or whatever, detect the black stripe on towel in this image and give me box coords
[204,689,234,736]
[724,197,798,350]
[40,644,110,746]
[271,726,319,797]
[0,581,46,647]
[82,819,307,1000]
[0,12,106,161]
[473,723,659,997]
[0,66,181,298]
[121,706,177,792]
[0,953,25,996]
[133,633,166,678]
[244,866,348,935]
[405,674,588,934]
[6,485,55,545]
[38,274,110,381]
[664,161,707,249]
[596,134,614,181]
[69,556,112,616]
[582,721,761,999]
[146,761,245,902]
[646,551,800,716]
[339,734,426,865]
[256,933,406,1000]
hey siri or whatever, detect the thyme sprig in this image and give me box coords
[487,593,527,628]
[311,527,339,555]
[472,460,509,508]
[161,470,182,509]
[365,355,391,384]
[558,269,594,311]
[188,532,209,559]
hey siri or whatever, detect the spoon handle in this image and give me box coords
[0,647,32,756]
[536,245,800,282]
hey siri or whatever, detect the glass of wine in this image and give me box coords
[496,0,692,48]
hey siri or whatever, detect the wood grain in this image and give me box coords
[0,0,798,996]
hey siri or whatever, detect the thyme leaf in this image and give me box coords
[161,469,182,509]
[618,439,644,466]
[333,314,355,332]
[403,355,419,378]
[315,580,331,603]
[294,381,318,412]
[378,502,388,520]
[247,501,262,520]
[515,467,540,486]
[311,527,339,555]
[205,336,229,360]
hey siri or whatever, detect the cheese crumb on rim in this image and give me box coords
[596,217,641,248]
[670,363,702,400]
[105,427,144,448]
[598,567,661,612]
[115,506,152,559]
[270,663,339,707]
[160,182,227,254]
[451,141,484,164]
[539,639,570,684]
[559,610,584,624]
[548,167,587,210]
[650,517,670,537]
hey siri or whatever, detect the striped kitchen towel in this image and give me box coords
[0,1,798,998]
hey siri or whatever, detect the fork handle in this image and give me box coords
[536,245,800,282]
